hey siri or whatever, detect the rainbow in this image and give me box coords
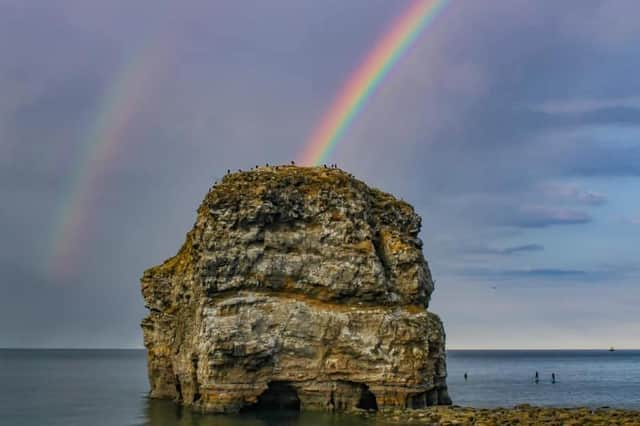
[298,0,448,166]
[47,43,171,280]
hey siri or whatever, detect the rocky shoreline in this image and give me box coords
[361,405,640,425]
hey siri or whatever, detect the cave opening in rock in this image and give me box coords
[356,385,378,411]
[246,381,300,411]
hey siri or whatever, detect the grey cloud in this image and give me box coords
[560,0,640,48]
[461,243,544,256]
[453,261,640,284]
[498,244,544,255]
[573,191,607,206]
[542,106,640,128]
[430,194,596,233]
[539,183,607,206]
[457,267,589,282]
[451,261,640,284]
[507,206,591,228]
[503,268,587,278]
[535,97,640,114]
[567,144,640,177]
[456,198,594,229]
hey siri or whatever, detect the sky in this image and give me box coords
[1,0,639,349]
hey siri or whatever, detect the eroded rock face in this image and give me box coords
[141,165,450,413]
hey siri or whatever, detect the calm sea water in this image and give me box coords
[447,350,640,409]
[1,349,638,426]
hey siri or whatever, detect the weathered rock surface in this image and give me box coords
[140,165,450,413]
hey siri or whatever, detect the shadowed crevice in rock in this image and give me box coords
[174,376,182,403]
[140,166,450,413]
[205,289,427,313]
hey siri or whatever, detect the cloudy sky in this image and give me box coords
[1,0,639,349]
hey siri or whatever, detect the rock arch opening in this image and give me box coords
[247,381,300,411]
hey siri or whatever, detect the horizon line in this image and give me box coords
[2,347,638,351]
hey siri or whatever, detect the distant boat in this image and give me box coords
[609,346,615,352]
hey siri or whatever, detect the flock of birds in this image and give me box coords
[213,162,347,186]
[225,161,342,175]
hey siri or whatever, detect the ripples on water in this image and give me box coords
[1,349,639,426]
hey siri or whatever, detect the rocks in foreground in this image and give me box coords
[369,405,640,425]
[140,165,450,413]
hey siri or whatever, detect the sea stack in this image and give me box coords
[140,165,451,413]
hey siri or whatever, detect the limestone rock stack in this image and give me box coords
[140,165,451,413]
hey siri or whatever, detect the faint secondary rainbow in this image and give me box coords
[299,0,448,166]
[48,43,170,280]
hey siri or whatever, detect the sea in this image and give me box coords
[1,349,638,426]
